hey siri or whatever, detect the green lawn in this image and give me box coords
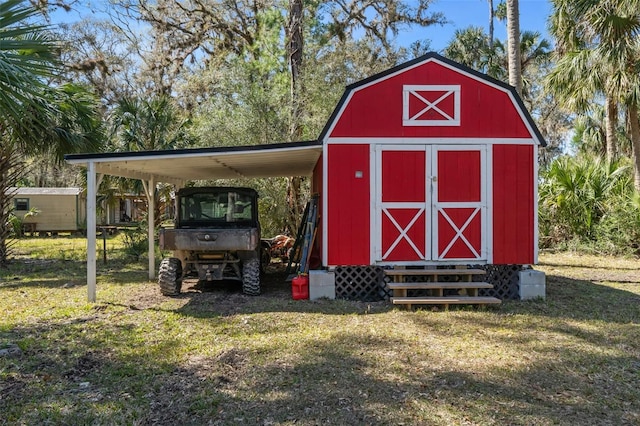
[1,236,639,425]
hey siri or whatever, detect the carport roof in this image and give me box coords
[65,140,323,185]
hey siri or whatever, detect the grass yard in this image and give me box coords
[1,236,639,425]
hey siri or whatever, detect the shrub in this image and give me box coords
[539,154,636,254]
[593,193,640,255]
[121,226,149,260]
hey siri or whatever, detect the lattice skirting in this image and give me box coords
[335,266,388,301]
[334,264,525,301]
[471,264,524,300]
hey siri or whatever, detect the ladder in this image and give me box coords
[286,194,319,279]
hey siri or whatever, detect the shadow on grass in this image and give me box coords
[3,315,638,425]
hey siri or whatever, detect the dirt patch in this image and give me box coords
[123,282,169,310]
[0,374,31,405]
[63,351,109,383]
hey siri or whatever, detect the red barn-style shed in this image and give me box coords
[312,53,545,277]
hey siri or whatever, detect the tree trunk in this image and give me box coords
[605,95,618,161]
[289,0,303,119]
[506,0,522,96]
[488,0,494,50]
[629,103,640,192]
[286,0,305,235]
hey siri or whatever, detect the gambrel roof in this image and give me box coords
[319,52,546,146]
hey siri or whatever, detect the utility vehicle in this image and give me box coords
[158,187,269,296]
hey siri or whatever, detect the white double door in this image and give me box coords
[374,144,488,264]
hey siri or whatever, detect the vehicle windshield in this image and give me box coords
[180,190,254,224]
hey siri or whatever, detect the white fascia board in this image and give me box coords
[321,61,427,142]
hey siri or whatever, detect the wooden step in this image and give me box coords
[387,282,493,290]
[391,296,502,307]
[384,268,486,277]
[387,281,493,297]
[388,281,494,298]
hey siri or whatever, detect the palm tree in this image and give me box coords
[0,1,55,137]
[515,31,552,110]
[506,0,522,96]
[547,9,619,161]
[0,0,103,263]
[572,111,607,157]
[111,96,191,152]
[444,27,506,80]
[569,105,631,159]
[486,0,494,49]
[548,0,640,188]
[110,95,192,226]
[444,28,550,97]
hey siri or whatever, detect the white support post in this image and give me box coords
[143,178,156,280]
[87,162,97,302]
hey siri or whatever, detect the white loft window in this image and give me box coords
[402,85,461,126]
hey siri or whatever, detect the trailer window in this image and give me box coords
[14,198,29,211]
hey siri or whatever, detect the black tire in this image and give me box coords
[242,257,261,296]
[158,257,182,296]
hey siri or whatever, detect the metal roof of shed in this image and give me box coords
[65,140,323,185]
[9,187,82,196]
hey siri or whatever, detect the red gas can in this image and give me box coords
[292,275,309,300]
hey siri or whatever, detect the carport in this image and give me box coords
[65,140,323,302]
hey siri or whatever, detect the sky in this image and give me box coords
[401,0,554,51]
